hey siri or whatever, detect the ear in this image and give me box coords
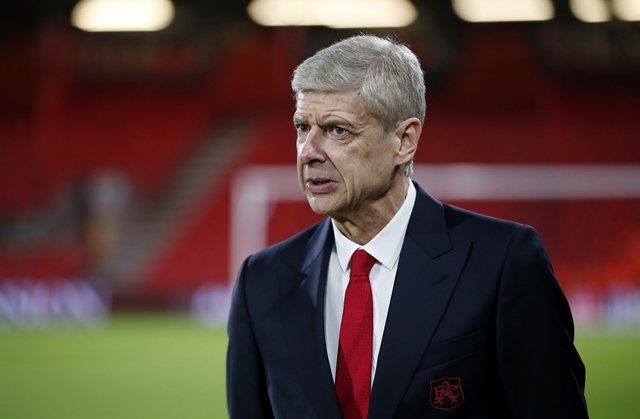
[393,117,421,167]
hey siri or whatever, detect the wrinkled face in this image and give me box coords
[294,90,402,221]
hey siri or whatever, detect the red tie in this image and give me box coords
[336,249,376,419]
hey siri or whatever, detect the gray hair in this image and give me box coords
[291,35,426,135]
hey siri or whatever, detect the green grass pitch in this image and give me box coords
[0,313,638,418]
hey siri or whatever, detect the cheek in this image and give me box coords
[296,161,304,181]
[369,143,395,169]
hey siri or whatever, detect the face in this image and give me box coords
[294,90,406,222]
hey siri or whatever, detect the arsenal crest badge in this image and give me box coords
[429,376,464,412]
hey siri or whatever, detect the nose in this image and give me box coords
[298,127,325,165]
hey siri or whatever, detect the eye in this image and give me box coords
[327,126,349,137]
[295,123,310,133]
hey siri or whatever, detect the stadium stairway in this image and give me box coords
[103,119,254,293]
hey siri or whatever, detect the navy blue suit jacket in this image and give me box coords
[227,183,588,418]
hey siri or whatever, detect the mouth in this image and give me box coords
[307,177,332,186]
[305,177,337,193]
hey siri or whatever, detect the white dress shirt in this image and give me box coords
[325,181,417,385]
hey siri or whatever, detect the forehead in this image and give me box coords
[294,90,369,122]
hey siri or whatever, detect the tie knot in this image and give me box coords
[350,249,376,278]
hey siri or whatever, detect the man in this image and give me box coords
[226,35,588,419]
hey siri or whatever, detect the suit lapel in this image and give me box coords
[369,184,472,419]
[278,219,342,419]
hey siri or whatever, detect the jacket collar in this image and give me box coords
[369,183,470,418]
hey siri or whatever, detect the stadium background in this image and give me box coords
[1,1,639,417]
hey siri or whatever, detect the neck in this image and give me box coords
[333,178,410,245]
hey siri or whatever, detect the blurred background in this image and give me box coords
[0,0,639,418]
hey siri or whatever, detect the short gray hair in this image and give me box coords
[291,35,426,135]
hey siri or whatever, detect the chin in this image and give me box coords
[306,197,334,216]
[308,204,331,216]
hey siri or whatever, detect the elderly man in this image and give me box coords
[226,34,588,419]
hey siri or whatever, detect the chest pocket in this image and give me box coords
[418,330,483,370]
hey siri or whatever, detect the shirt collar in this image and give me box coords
[332,181,417,271]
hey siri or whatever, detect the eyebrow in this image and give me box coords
[321,115,364,133]
[293,113,360,128]
[323,118,355,130]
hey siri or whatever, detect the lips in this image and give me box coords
[306,177,337,194]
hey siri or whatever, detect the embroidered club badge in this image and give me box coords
[429,376,464,412]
